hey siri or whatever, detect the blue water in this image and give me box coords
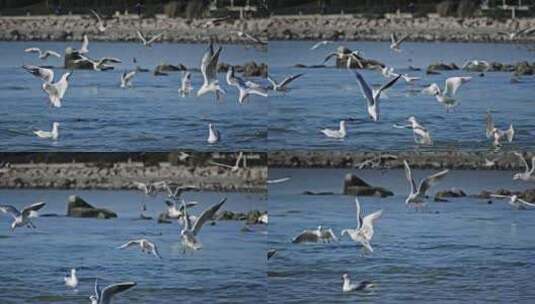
[0,41,268,151]
[268,168,535,303]
[268,41,535,151]
[0,189,266,303]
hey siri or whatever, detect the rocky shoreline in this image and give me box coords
[1,14,535,44]
[268,151,535,170]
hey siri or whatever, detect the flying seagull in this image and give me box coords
[22,64,54,83]
[310,40,333,50]
[341,197,383,253]
[0,201,46,231]
[404,160,449,208]
[390,33,409,52]
[209,152,246,172]
[197,42,225,101]
[165,199,198,220]
[120,70,136,88]
[180,198,227,250]
[90,280,136,304]
[498,27,535,40]
[226,66,268,104]
[42,71,71,107]
[89,9,107,32]
[491,194,535,209]
[136,30,163,47]
[24,48,61,60]
[79,34,90,54]
[178,71,193,97]
[424,77,472,111]
[292,225,338,244]
[267,73,303,92]
[393,116,432,145]
[485,111,514,147]
[353,70,401,121]
[513,152,535,182]
[118,239,162,259]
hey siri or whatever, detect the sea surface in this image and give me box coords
[268,168,535,303]
[0,41,267,151]
[268,41,535,151]
[0,189,266,303]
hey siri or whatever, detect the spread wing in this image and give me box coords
[403,160,417,194]
[353,70,375,106]
[279,73,303,88]
[322,52,337,64]
[21,202,46,217]
[418,169,449,196]
[89,9,103,23]
[118,239,142,249]
[24,47,41,54]
[444,77,471,96]
[80,34,89,53]
[122,70,136,82]
[100,282,136,304]
[513,151,529,173]
[517,197,535,207]
[191,198,227,236]
[354,197,362,229]
[361,209,383,240]
[375,74,401,100]
[22,64,54,83]
[147,33,163,44]
[0,205,20,219]
[136,30,147,44]
[44,50,61,58]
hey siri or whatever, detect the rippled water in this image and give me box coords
[268,41,535,151]
[0,189,266,303]
[0,41,267,151]
[268,168,535,303]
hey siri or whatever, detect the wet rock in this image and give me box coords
[303,191,335,195]
[343,173,394,197]
[218,62,268,77]
[66,195,117,219]
[155,63,187,72]
[216,209,267,224]
[64,47,94,70]
[427,62,459,73]
[434,188,466,202]
[513,61,534,76]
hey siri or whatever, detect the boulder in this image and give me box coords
[513,61,534,76]
[427,62,459,73]
[434,188,466,202]
[64,47,94,70]
[343,173,394,197]
[154,63,187,72]
[66,195,117,219]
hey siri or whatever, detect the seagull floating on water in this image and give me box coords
[320,120,347,139]
[267,73,303,92]
[64,268,78,289]
[485,111,514,147]
[292,225,338,244]
[207,123,220,144]
[341,197,383,253]
[120,70,136,88]
[178,72,193,97]
[0,201,46,231]
[353,70,401,121]
[513,152,535,182]
[393,116,432,145]
[226,66,268,103]
[180,198,227,250]
[79,34,89,54]
[404,160,449,208]
[490,194,535,209]
[90,279,136,304]
[34,122,59,140]
[24,48,61,60]
[197,42,225,101]
[342,273,375,293]
[118,238,162,259]
[136,30,163,47]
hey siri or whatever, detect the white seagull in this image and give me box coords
[342,273,375,293]
[42,71,71,107]
[34,122,60,140]
[22,64,54,83]
[485,111,514,147]
[404,160,449,208]
[90,280,136,304]
[24,48,61,60]
[513,152,535,182]
[180,198,227,250]
[89,9,107,32]
[267,73,303,92]
[491,194,535,210]
[353,70,401,121]
[320,120,347,139]
[341,197,383,253]
[197,42,225,100]
[390,33,409,52]
[178,71,193,97]
[292,225,338,244]
[79,34,90,54]
[234,31,267,46]
[310,40,333,50]
[424,76,472,111]
[226,66,268,104]
[164,184,198,201]
[73,55,121,71]
[393,116,432,145]
[207,123,220,144]
[64,268,78,289]
[118,238,162,259]
[136,30,163,47]
[498,27,535,40]
[0,201,46,231]
[120,70,136,88]
[209,152,246,172]
[165,200,198,220]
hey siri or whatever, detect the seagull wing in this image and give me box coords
[517,198,535,207]
[0,205,21,219]
[94,279,102,301]
[118,239,142,249]
[55,72,71,98]
[123,70,136,82]
[44,50,61,58]
[24,47,41,54]
[89,9,103,23]
[444,76,471,96]
[191,198,227,236]
[374,74,401,100]
[397,33,410,44]
[279,73,303,88]
[513,152,530,173]
[322,52,337,64]
[136,30,147,44]
[22,64,54,83]
[485,111,494,138]
[418,169,449,195]
[100,282,136,304]
[352,70,375,106]
[403,160,418,194]
[490,194,509,199]
[147,33,163,44]
[361,209,383,241]
[80,34,89,53]
[354,197,362,229]
[100,57,122,64]
[390,33,397,44]
[21,201,46,217]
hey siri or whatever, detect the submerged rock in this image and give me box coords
[216,209,267,224]
[343,174,394,197]
[427,62,459,73]
[66,195,117,219]
[434,188,466,202]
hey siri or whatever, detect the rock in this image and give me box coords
[303,191,336,195]
[218,62,268,77]
[436,188,467,198]
[343,173,394,197]
[64,47,94,70]
[513,61,534,76]
[66,195,117,219]
[216,209,267,224]
[155,63,187,72]
[427,62,459,73]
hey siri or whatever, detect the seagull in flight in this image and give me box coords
[118,238,162,259]
[165,199,198,220]
[226,66,268,104]
[352,70,401,121]
[120,70,136,88]
[34,122,59,140]
[390,33,409,52]
[180,198,227,250]
[310,40,333,50]
[393,116,432,145]
[24,48,61,60]
[424,76,472,111]
[491,194,535,209]
[403,160,449,208]
[513,152,535,182]
[0,201,46,231]
[73,55,121,71]
[341,197,383,253]
[209,152,246,172]
[485,111,514,148]
[267,73,303,92]
[164,184,198,201]
[342,273,375,293]
[41,71,72,107]
[498,27,535,40]
[197,42,225,101]
[178,71,193,97]
[136,30,163,47]
[22,64,54,83]
[79,34,90,54]
[90,280,136,304]
[89,9,107,32]
[320,120,347,139]
[291,225,338,244]
[234,31,267,46]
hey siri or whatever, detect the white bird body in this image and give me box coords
[342,273,374,293]
[404,160,449,207]
[42,71,71,107]
[34,122,59,140]
[226,67,268,103]
[64,268,78,289]
[23,64,54,83]
[341,197,382,253]
[394,116,432,145]
[485,111,514,147]
[428,76,471,111]
[207,123,220,144]
[321,120,346,139]
[0,201,46,231]
[120,70,136,88]
[24,47,61,60]
[79,34,89,54]
[180,198,227,250]
[197,42,225,100]
[178,72,193,96]
[118,238,161,258]
[353,70,401,121]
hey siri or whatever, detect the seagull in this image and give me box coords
[165,200,198,220]
[197,42,225,101]
[0,201,46,231]
[164,184,198,201]
[202,16,232,28]
[89,9,107,32]
[404,160,449,208]
[209,152,246,172]
[342,273,375,293]
[425,76,472,111]
[267,177,291,184]
[34,122,59,140]
[352,70,401,121]
[498,27,535,40]
[490,194,535,209]
[207,123,220,144]
[42,71,71,107]
[24,48,61,60]
[462,60,490,71]
[267,249,277,260]
[401,74,421,83]
[258,213,268,224]
[73,55,121,71]
[484,157,500,168]
[79,34,89,54]
[393,116,432,145]
[234,31,267,46]
[64,268,78,289]
[377,66,399,79]
[226,66,268,104]
[22,64,54,83]
[118,239,161,259]
[291,225,338,244]
[310,40,333,50]
[320,120,347,139]
[136,30,163,47]
[133,181,167,198]
[120,70,136,88]
[180,198,227,250]
[485,111,514,147]
[513,152,535,182]
[323,46,365,67]
[89,280,136,304]
[178,71,193,97]
[341,197,383,253]
[390,33,409,52]
[267,73,303,92]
